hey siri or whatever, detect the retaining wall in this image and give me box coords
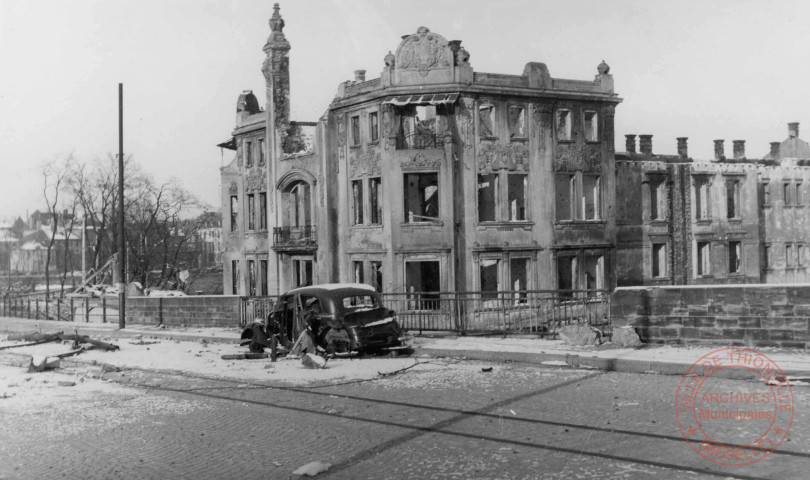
[611,285,810,348]
[127,296,241,328]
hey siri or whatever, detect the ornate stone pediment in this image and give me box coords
[400,151,442,170]
[245,171,267,191]
[397,27,452,76]
[554,143,602,171]
[228,181,238,194]
[477,142,529,172]
[350,151,381,178]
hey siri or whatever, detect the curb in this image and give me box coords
[415,347,810,380]
[0,320,241,345]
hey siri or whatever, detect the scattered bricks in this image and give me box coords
[680,327,700,338]
[737,317,761,329]
[768,330,795,341]
[698,328,724,339]
[688,305,709,317]
[721,328,746,340]
[715,318,738,328]
[783,318,810,330]
[695,317,717,328]
[761,318,786,329]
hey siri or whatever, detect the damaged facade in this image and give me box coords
[220,4,621,296]
[616,123,810,286]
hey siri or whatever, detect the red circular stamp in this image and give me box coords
[675,347,794,466]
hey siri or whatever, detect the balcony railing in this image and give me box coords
[396,131,442,150]
[273,225,317,247]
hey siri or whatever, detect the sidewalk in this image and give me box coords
[3,316,810,379]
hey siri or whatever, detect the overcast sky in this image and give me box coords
[2,0,809,220]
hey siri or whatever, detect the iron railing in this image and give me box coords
[240,295,279,327]
[273,225,317,247]
[396,131,442,150]
[1,294,119,323]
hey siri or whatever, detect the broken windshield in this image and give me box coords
[341,295,378,310]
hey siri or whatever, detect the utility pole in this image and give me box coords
[118,83,126,329]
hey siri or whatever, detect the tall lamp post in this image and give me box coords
[118,83,126,329]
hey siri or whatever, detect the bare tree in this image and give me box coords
[41,155,75,300]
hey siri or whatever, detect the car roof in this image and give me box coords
[286,283,376,296]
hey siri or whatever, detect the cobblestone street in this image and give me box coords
[2,358,809,480]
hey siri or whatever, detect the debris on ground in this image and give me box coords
[292,461,332,477]
[220,353,269,360]
[481,366,493,372]
[301,353,327,369]
[29,355,61,372]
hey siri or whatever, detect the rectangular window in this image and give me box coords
[786,244,794,267]
[353,261,364,284]
[582,255,603,292]
[583,111,598,142]
[508,174,527,221]
[764,245,772,270]
[784,182,791,205]
[762,181,771,206]
[798,244,805,266]
[478,173,498,222]
[260,260,268,295]
[293,259,313,287]
[351,180,364,225]
[371,261,383,292]
[258,138,265,165]
[245,141,252,167]
[369,111,379,142]
[694,177,711,220]
[726,179,740,219]
[797,182,803,204]
[728,241,741,274]
[582,175,600,220]
[480,258,500,301]
[696,241,711,276]
[351,115,360,146]
[508,106,525,138]
[404,173,439,222]
[248,260,256,296]
[247,194,255,231]
[231,260,239,294]
[405,260,440,310]
[557,255,575,296]
[510,257,529,304]
[259,192,267,230]
[230,195,238,232]
[369,177,382,224]
[555,174,575,221]
[650,179,667,220]
[652,243,667,278]
[478,105,495,137]
[556,109,571,141]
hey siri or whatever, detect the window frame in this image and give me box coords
[555,109,572,142]
[728,240,742,274]
[403,172,440,224]
[369,111,379,143]
[230,195,238,232]
[652,243,667,278]
[247,193,256,231]
[351,115,361,147]
[583,111,598,142]
[508,105,526,139]
[696,241,712,277]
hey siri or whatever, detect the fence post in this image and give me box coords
[102,297,107,323]
[45,297,49,320]
[27,299,31,319]
[57,299,61,321]
[418,293,423,335]
[70,298,75,322]
[85,298,90,323]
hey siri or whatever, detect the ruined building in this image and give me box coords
[616,123,810,286]
[219,4,622,296]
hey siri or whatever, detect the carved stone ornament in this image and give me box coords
[228,181,238,194]
[531,103,552,148]
[477,142,530,172]
[350,151,381,178]
[603,105,615,151]
[457,97,475,151]
[554,143,602,171]
[397,27,451,76]
[401,152,442,169]
[236,147,243,167]
[245,171,267,191]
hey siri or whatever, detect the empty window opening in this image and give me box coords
[652,243,667,278]
[694,177,711,220]
[369,177,382,224]
[478,174,498,222]
[583,111,598,142]
[351,115,360,146]
[258,138,265,165]
[480,258,501,302]
[231,260,239,294]
[728,241,741,274]
[404,173,439,222]
[351,180,364,225]
[555,174,575,221]
[696,242,711,276]
[293,259,313,287]
[248,260,256,296]
[247,194,255,231]
[371,261,383,292]
[509,174,527,221]
[508,106,525,138]
[245,141,253,167]
[479,105,495,137]
[650,179,667,220]
[260,260,268,296]
[510,257,529,304]
[230,195,238,232]
[259,192,267,230]
[726,179,740,219]
[369,111,379,142]
[786,244,794,268]
[353,261,364,284]
[582,175,601,220]
[405,260,440,310]
[556,109,571,141]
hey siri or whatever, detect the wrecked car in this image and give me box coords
[241,283,410,357]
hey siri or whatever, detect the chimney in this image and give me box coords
[354,69,366,82]
[676,137,688,158]
[789,122,799,138]
[714,139,725,161]
[732,140,746,159]
[770,141,781,159]
[639,134,653,155]
[625,134,636,153]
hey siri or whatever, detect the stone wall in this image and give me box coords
[127,296,242,328]
[612,285,810,348]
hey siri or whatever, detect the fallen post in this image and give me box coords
[6,332,63,342]
[59,334,120,351]
[221,353,269,360]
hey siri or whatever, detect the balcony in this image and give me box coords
[396,131,442,150]
[272,225,317,253]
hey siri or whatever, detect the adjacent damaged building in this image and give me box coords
[219,4,622,296]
